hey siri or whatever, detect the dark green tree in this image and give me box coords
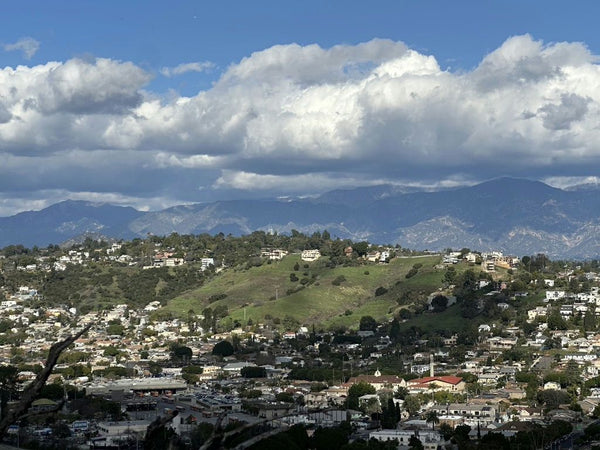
[212,340,234,357]
[170,344,193,362]
[408,435,424,450]
[241,366,267,378]
[347,382,376,410]
[359,316,377,332]
[430,295,448,312]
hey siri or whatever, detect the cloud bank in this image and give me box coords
[1,35,600,214]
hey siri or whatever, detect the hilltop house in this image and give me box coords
[301,250,321,262]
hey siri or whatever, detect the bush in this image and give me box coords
[375,286,388,296]
[290,273,299,282]
[208,293,227,303]
[332,275,346,286]
[405,268,418,278]
[286,285,305,295]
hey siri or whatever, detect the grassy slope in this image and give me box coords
[164,255,442,327]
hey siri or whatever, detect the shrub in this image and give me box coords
[208,293,227,303]
[332,275,346,286]
[375,286,388,296]
[405,268,418,278]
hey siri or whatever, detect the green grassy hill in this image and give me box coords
[163,254,445,328]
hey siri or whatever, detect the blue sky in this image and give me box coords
[1,1,600,214]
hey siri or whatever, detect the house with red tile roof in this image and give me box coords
[407,375,465,393]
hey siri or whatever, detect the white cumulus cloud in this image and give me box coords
[2,35,600,213]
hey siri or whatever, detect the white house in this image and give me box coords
[201,258,215,271]
[545,291,566,302]
[301,250,321,262]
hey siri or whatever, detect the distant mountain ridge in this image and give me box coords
[3,178,600,258]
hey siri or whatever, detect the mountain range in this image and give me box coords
[3,177,600,258]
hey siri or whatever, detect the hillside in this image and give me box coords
[163,254,448,328]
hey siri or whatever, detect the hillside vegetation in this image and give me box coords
[1,231,525,332]
[163,254,445,328]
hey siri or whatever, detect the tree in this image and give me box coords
[381,397,400,429]
[425,410,439,430]
[0,365,18,420]
[430,295,448,312]
[148,362,162,377]
[439,423,453,441]
[408,435,424,450]
[547,311,568,330]
[0,324,92,436]
[359,316,377,332]
[453,424,471,446]
[212,340,234,357]
[353,241,369,257]
[171,344,193,362]
[389,318,401,342]
[443,267,456,283]
[536,389,571,409]
[241,366,267,378]
[311,422,351,450]
[403,395,421,417]
[584,308,597,331]
[347,382,376,410]
[144,411,181,449]
[275,392,295,403]
[106,323,124,336]
[479,432,509,449]
[191,422,215,449]
[40,383,64,400]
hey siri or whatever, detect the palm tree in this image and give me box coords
[425,410,440,430]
